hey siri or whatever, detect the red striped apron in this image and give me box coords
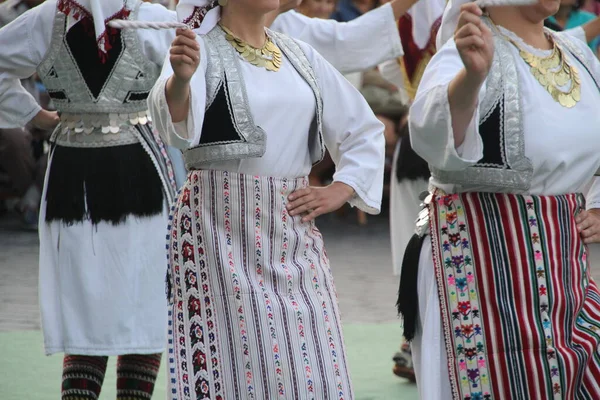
[430,192,600,399]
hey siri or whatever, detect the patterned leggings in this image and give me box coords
[61,354,162,400]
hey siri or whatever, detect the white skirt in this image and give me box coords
[38,152,169,356]
[411,239,453,399]
[390,141,429,276]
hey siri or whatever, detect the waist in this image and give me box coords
[433,190,585,223]
[52,111,152,148]
[185,170,309,196]
[56,111,151,134]
[417,189,586,237]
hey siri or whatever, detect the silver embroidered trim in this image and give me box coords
[204,32,222,110]
[430,21,533,192]
[37,0,160,115]
[184,27,324,168]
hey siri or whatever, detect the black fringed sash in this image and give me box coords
[45,142,164,225]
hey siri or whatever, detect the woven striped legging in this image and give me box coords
[61,354,161,400]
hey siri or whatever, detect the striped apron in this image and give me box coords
[166,170,353,400]
[430,192,600,399]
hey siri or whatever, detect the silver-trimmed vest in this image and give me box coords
[182,26,325,170]
[428,21,600,195]
[37,0,160,145]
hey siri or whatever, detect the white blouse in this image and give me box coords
[149,34,386,214]
[271,4,403,75]
[409,27,600,196]
[0,0,177,128]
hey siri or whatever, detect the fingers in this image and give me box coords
[170,54,197,66]
[457,9,483,31]
[455,35,485,49]
[578,210,600,243]
[577,211,592,231]
[170,29,199,67]
[455,21,483,40]
[459,2,483,18]
[176,28,197,40]
[288,188,312,202]
[583,234,600,244]
[302,207,325,223]
[172,34,199,50]
[581,224,599,239]
[169,46,200,62]
[576,209,588,224]
[289,199,320,217]
[287,189,316,215]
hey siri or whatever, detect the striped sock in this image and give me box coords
[61,355,109,400]
[116,353,162,399]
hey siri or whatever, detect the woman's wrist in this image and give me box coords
[166,75,191,123]
[330,181,355,202]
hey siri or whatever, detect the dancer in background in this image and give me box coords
[148,0,385,397]
[400,0,600,397]
[377,0,445,381]
[0,1,178,398]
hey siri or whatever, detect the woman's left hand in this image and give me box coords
[576,209,600,243]
[287,182,355,223]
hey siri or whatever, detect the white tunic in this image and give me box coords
[0,0,178,356]
[149,34,386,213]
[408,28,600,399]
[271,4,403,74]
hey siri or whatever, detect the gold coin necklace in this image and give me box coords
[492,22,581,108]
[219,24,282,72]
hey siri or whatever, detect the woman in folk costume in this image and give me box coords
[0,0,179,398]
[395,0,600,397]
[147,0,385,397]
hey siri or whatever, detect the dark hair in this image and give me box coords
[544,19,563,31]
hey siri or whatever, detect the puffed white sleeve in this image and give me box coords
[148,35,208,150]
[135,4,177,66]
[378,58,404,89]
[409,40,485,171]
[271,4,403,74]
[0,1,55,128]
[299,41,385,214]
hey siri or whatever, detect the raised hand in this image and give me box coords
[169,28,200,84]
[454,3,494,82]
